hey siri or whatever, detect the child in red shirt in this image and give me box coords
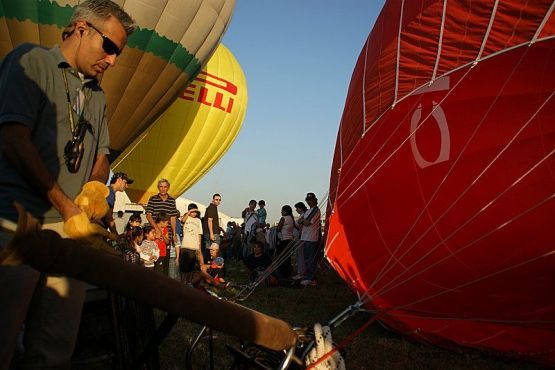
[154,212,170,275]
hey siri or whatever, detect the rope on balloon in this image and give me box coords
[373,149,555,298]
[475,0,499,63]
[374,192,555,300]
[335,62,474,204]
[530,1,555,44]
[337,1,555,205]
[321,37,555,370]
[110,125,154,169]
[370,49,546,289]
[332,39,531,287]
[318,195,555,366]
[307,223,555,369]
[322,71,555,370]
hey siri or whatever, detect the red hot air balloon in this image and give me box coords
[326,0,555,365]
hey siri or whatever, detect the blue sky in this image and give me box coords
[183,1,385,224]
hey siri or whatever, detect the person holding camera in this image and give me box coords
[0,1,135,367]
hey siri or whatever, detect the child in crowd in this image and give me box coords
[125,212,143,232]
[257,200,267,226]
[206,243,225,282]
[139,225,159,268]
[154,212,170,275]
[123,226,143,265]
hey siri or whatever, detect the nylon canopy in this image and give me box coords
[326,0,555,364]
[113,44,247,204]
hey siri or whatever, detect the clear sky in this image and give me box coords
[183,1,385,224]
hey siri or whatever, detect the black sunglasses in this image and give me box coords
[86,22,122,56]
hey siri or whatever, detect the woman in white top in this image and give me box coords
[275,205,296,277]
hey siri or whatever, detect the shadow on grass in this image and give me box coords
[157,260,549,370]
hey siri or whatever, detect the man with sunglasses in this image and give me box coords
[0,1,135,367]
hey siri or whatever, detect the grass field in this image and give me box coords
[157,260,549,370]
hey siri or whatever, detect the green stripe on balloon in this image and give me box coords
[0,0,200,74]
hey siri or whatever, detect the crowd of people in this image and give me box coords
[111,177,324,289]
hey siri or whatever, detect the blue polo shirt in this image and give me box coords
[0,44,110,222]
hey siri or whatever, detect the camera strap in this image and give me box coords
[61,68,87,137]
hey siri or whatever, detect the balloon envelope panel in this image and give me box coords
[113,44,247,204]
[327,0,555,364]
[0,0,236,152]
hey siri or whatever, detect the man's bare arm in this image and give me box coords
[88,154,110,184]
[146,213,161,237]
[170,215,177,243]
[207,218,215,241]
[106,214,117,235]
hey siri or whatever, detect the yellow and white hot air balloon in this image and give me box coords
[0,0,236,155]
[113,44,247,203]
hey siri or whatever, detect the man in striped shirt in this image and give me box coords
[145,178,179,247]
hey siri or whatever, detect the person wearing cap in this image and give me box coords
[177,203,206,281]
[105,171,133,236]
[206,242,225,279]
[296,192,322,286]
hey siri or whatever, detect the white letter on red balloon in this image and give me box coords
[410,101,451,169]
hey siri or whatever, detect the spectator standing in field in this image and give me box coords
[296,193,322,286]
[145,178,179,245]
[204,193,222,248]
[275,205,296,278]
[177,203,206,281]
[242,200,258,257]
[293,201,308,279]
[105,171,133,236]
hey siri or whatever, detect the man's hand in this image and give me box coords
[74,181,110,221]
[59,201,84,222]
[64,211,113,239]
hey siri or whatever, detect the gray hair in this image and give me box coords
[158,178,170,187]
[64,0,136,38]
